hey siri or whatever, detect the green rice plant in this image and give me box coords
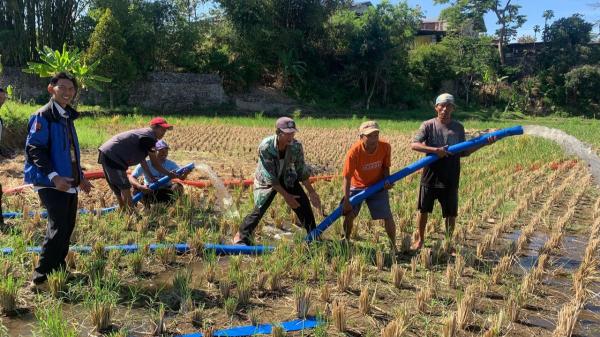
[156,246,176,265]
[173,268,193,313]
[152,303,166,336]
[224,297,238,317]
[294,284,311,318]
[128,251,143,274]
[191,305,204,327]
[482,310,504,337]
[236,276,252,306]
[84,256,107,282]
[35,301,77,337]
[107,249,122,269]
[271,325,285,337]
[86,278,119,332]
[248,309,260,326]
[47,268,68,298]
[0,275,20,314]
[220,278,232,300]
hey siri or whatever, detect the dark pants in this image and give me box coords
[238,180,315,245]
[32,189,78,284]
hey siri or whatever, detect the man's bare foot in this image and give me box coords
[410,240,423,251]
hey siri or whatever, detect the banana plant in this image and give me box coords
[23,43,111,104]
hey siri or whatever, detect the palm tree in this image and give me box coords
[542,10,554,41]
[533,24,541,41]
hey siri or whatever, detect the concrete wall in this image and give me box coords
[128,72,227,112]
[0,68,228,111]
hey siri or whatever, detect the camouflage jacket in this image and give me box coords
[253,135,310,208]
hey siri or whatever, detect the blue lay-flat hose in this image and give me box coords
[305,126,524,242]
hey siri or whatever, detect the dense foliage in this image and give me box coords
[0,0,598,114]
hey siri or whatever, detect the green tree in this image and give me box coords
[85,8,134,107]
[325,1,422,109]
[435,0,526,65]
[538,15,594,106]
[442,35,498,105]
[565,65,600,113]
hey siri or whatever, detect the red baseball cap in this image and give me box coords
[149,117,173,130]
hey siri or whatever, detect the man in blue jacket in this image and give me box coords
[0,87,6,227]
[24,72,92,290]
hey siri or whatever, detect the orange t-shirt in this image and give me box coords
[342,140,391,189]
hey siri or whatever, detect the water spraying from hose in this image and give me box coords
[523,125,600,184]
[196,163,239,218]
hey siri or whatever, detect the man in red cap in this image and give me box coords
[98,117,182,212]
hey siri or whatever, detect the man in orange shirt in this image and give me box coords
[342,121,396,252]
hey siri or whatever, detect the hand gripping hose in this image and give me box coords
[305,126,524,242]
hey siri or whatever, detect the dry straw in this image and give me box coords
[391,264,404,289]
[441,312,456,337]
[359,285,370,314]
[332,300,347,332]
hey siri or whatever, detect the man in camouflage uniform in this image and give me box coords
[233,117,322,245]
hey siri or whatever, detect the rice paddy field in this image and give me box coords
[1,113,600,337]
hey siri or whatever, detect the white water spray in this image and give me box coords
[523,125,600,184]
[196,163,239,218]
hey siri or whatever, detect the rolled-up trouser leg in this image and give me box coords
[32,189,78,284]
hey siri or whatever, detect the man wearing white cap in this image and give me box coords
[233,117,322,245]
[341,120,396,252]
[410,93,494,250]
[128,140,190,205]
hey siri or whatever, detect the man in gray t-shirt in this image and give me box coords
[98,117,180,212]
[410,93,495,250]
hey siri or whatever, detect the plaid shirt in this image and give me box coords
[253,135,310,208]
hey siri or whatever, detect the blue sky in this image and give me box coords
[383,0,600,40]
[198,1,600,41]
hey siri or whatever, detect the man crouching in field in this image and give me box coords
[233,117,323,245]
[98,117,183,213]
[341,121,396,253]
[127,140,190,206]
[24,72,93,290]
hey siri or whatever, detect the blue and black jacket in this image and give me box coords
[24,100,83,188]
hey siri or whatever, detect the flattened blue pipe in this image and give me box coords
[2,163,195,219]
[0,242,274,256]
[176,317,321,337]
[306,125,524,242]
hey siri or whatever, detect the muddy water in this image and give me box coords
[503,230,600,335]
